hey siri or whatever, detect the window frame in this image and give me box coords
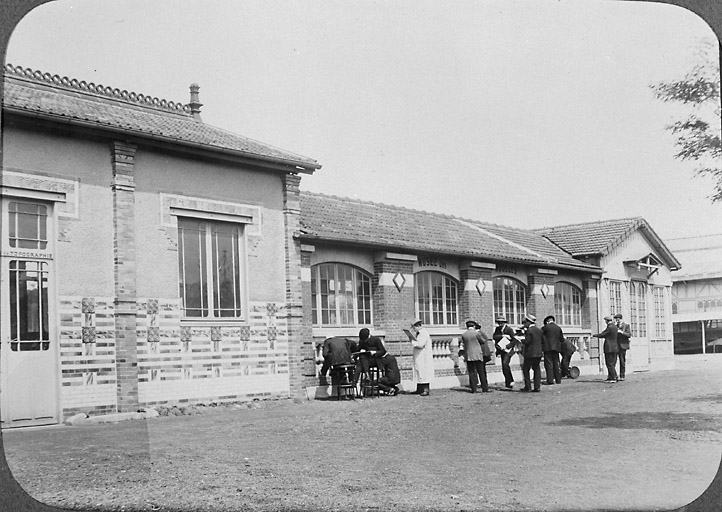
[493,276,527,326]
[310,262,373,327]
[630,281,647,337]
[653,286,667,338]
[415,271,459,327]
[554,281,582,327]
[177,216,249,321]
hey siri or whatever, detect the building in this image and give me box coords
[298,192,605,393]
[538,218,681,371]
[666,234,722,354]
[0,65,320,427]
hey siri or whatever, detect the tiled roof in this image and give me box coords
[2,64,320,171]
[537,217,681,270]
[299,192,600,272]
[536,218,645,256]
[666,234,722,280]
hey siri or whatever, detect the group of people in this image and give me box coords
[319,312,631,398]
[490,314,577,392]
[592,313,632,382]
[319,328,401,396]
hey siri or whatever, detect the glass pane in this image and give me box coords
[212,223,241,318]
[178,220,207,317]
[9,261,49,346]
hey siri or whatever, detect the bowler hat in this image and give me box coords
[543,315,555,324]
[495,316,507,323]
[614,313,623,319]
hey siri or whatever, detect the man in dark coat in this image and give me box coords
[459,320,491,393]
[355,328,386,385]
[377,352,401,396]
[521,314,544,392]
[593,315,619,382]
[541,315,564,385]
[320,336,358,384]
[493,315,520,389]
[560,337,577,379]
[615,313,632,381]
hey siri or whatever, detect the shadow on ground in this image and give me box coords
[548,411,722,432]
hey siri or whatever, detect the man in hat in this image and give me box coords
[541,315,564,385]
[493,315,520,389]
[408,320,434,396]
[459,320,491,393]
[592,315,619,382]
[614,313,632,381]
[520,314,544,392]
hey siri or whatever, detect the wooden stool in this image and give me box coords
[359,366,381,398]
[331,364,356,400]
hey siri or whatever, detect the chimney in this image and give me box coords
[188,83,203,121]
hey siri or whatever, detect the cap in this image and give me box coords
[604,315,613,321]
[465,320,477,328]
[412,320,422,327]
[613,313,623,319]
[524,314,536,323]
[495,316,507,323]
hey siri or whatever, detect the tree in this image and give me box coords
[651,42,722,202]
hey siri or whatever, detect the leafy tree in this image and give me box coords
[651,42,722,202]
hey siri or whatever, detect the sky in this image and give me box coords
[4,0,722,242]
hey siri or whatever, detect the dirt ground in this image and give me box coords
[2,356,722,512]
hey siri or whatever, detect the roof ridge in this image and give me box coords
[537,216,644,232]
[4,63,191,116]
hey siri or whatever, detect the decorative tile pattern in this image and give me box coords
[210,326,222,342]
[81,297,95,313]
[266,303,279,316]
[82,326,96,344]
[147,327,160,343]
[180,326,192,343]
[240,326,251,342]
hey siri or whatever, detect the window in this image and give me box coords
[9,260,50,351]
[608,280,623,317]
[9,201,47,249]
[554,282,582,326]
[311,263,372,326]
[416,271,458,326]
[653,286,667,338]
[178,218,245,319]
[630,281,647,337]
[493,277,526,326]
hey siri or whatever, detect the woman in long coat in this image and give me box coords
[409,320,434,396]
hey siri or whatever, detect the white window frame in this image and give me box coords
[653,286,667,338]
[554,282,582,327]
[175,211,250,322]
[493,276,527,326]
[608,280,623,317]
[630,281,648,337]
[310,262,373,327]
[415,271,458,326]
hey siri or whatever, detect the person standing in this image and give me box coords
[521,314,544,392]
[493,316,521,389]
[408,319,434,396]
[541,315,564,385]
[592,315,619,382]
[614,313,632,381]
[459,320,491,393]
